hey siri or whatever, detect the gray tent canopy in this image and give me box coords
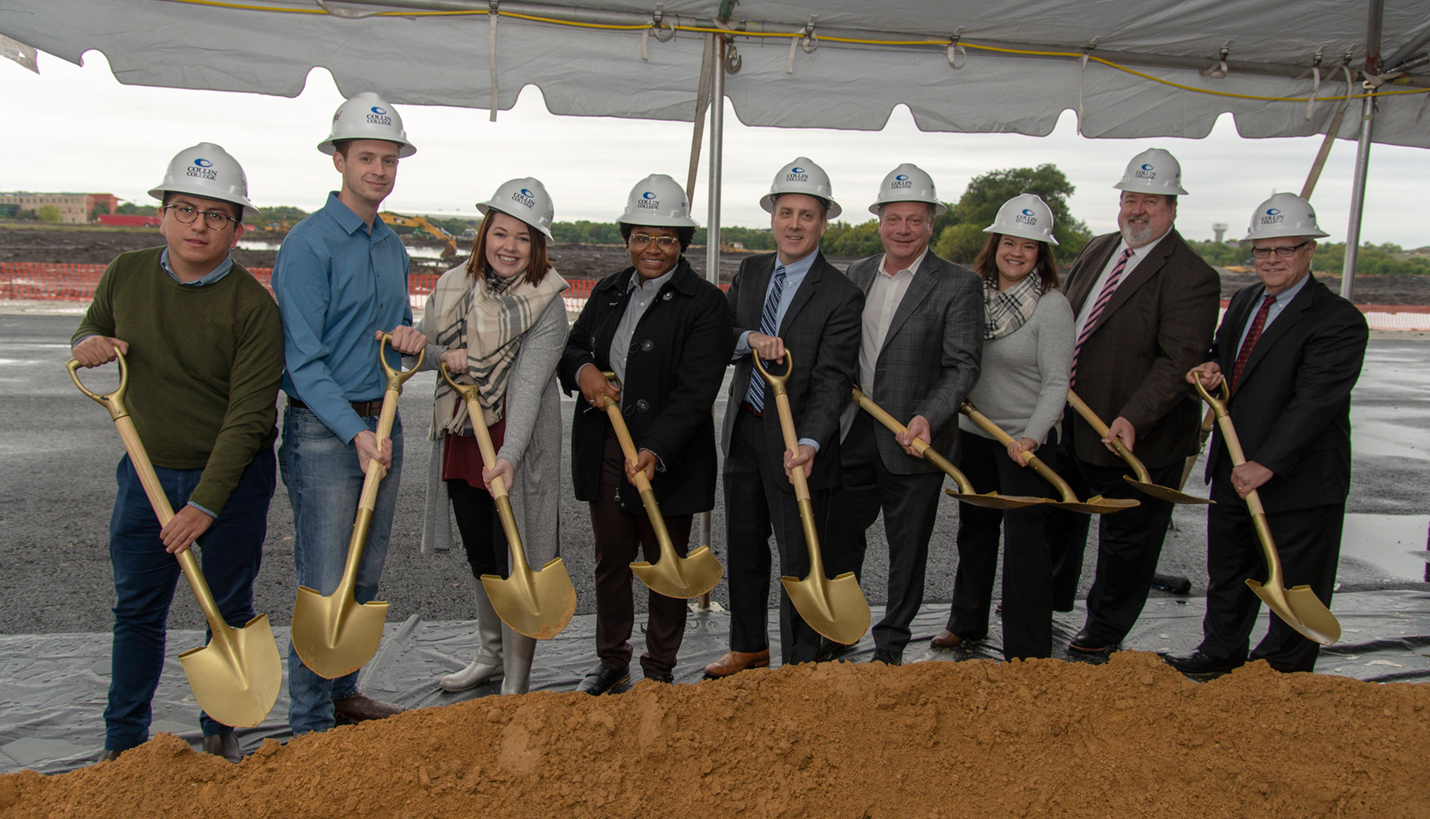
[3,0,1428,146]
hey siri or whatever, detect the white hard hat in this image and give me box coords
[477,177,555,240]
[760,156,841,219]
[317,92,417,158]
[1244,192,1330,241]
[148,142,259,221]
[984,193,1059,246]
[1113,148,1189,196]
[868,163,947,217]
[617,174,699,228]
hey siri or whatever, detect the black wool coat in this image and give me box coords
[559,257,735,516]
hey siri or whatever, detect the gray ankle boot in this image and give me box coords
[440,577,505,692]
[500,621,537,696]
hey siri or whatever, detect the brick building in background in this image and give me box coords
[0,193,119,223]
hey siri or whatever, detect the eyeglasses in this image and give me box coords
[1251,240,1311,259]
[630,234,679,249]
[163,204,238,230]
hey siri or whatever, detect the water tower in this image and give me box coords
[1212,222,1229,242]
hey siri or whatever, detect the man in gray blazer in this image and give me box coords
[823,164,983,665]
[705,157,864,677]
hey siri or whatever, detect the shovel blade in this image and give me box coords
[1247,579,1341,646]
[1121,476,1213,505]
[945,488,1048,510]
[631,545,724,599]
[177,614,282,728]
[290,585,389,679]
[1052,495,1141,515]
[780,571,870,646]
[482,558,577,640]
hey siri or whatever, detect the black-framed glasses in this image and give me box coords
[163,204,238,230]
[1251,240,1311,259]
[630,233,678,249]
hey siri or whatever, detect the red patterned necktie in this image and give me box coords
[1231,294,1277,390]
[1069,248,1134,387]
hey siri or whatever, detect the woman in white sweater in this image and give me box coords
[394,178,569,696]
[932,194,1074,661]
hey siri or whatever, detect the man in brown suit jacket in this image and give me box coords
[1047,148,1220,654]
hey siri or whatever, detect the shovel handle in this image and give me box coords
[959,401,1078,504]
[1066,389,1153,484]
[754,351,827,577]
[68,350,130,422]
[1192,378,1281,581]
[597,372,679,557]
[852,387,978,495]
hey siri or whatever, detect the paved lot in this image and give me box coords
[0,311,1425,635]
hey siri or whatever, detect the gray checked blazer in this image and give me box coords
[837,251,984,475]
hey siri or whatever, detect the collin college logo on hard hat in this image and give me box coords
[367,106,392,126]
[512,188,537,209]
[891,174,912,190]
[1017,208,1040,226]
[786,166,809,181]
[1260,207,1285,227]
[637,190,661,210]
[188,158,218,182]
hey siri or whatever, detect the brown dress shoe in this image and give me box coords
[930,629,977,649]
[333,692,406,723]
[202,733,242,763]
[703,649,770,679]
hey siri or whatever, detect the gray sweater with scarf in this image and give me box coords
[958,290,1074,446]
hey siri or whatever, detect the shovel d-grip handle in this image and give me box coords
[68,348,130,422]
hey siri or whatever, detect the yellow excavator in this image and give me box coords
[379,211,460,259]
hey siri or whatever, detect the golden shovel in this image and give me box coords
[1192,379,1340,645]
[851,387,1048,510]
[959,401,1140,515]
[291,335,422,679]
[1066,390,1212,505]
[597,371,723,599]
[440,362,576,639]
[753,352,871,646]
[69,350,280,728]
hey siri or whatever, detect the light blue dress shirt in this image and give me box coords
[273,192,412,444]
[1235,273,1311,354]
[734,249,822,452]
[160,248,234,286]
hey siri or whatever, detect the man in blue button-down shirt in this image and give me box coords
[272,92,426,735]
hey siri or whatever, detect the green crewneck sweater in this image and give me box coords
[73,247,284,516]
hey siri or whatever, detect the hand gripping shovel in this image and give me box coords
[753,352,870,646]
[440,362,576,639]
[291,335,422,679]
[1066,390,1212,505]
[69,350,280,728]
[1192,379,1340,645]
[598,371,723,599]
[959,401,1140,515]
[851,387,1048,510]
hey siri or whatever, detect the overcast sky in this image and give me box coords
[3,49,1426,248]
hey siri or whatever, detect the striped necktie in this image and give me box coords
[1069,248,1133,388]
[746,265,787,412]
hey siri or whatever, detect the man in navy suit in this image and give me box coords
[1173,192,1367,675]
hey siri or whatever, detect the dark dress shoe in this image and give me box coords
[816,638,855,663]
[99,750,122,763]
[870,649,903,666]
[703,648,770,679]
[333,692,406,723]
[644,672,674,684]
[202,733,242,763]
[1163,650,1241,676]
[930,629,979,650]
[1067,629,1119,655]
[576,663,630,695]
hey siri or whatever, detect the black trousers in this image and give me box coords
[1201,476,1343,673]
[588,430,690,677]
[1045,413,1178,646]
[947,430,1055,660]
[723,408,828,664]
[447,478,509,579]
[824,411,943,655]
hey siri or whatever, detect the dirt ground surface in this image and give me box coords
[1,652,1427,819]
[5,225,1430,301]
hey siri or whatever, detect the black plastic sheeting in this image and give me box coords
[3,590,1428,775]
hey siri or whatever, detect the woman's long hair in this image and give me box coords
[464,209,551,286]
[972,233,1060,294]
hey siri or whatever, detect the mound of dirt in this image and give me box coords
[2,652,1426,818]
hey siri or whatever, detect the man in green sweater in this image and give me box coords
[72,143,283,765]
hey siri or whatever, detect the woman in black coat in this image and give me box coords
[558,174,734,693]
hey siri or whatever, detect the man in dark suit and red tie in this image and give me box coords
[1047,148,1221,655]
[1173,193,1367,675]
[704,157,863,678]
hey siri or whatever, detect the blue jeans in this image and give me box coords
[279,405,403,735]
[105,448,275,752]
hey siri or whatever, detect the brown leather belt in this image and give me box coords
[288,397,384,417]
[740,401,764,418]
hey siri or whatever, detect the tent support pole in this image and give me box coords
[695,31,726,612]
[1341,0,1383,302]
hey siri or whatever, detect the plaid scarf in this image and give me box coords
[429,265,567,433]
[983,274,1042,340]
